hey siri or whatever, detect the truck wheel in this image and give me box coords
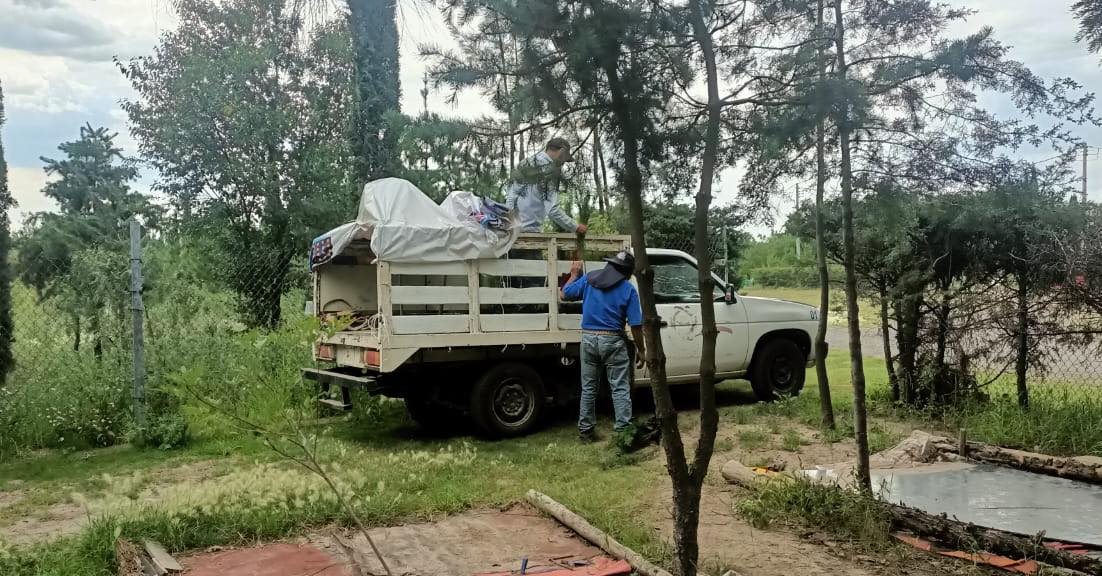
[470,363,545,438]
[750,339,806,401]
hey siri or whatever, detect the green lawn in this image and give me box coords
[2,351,1100,575]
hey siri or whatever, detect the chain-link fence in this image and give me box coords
[0,222,314,455]
[3,222,1102,457]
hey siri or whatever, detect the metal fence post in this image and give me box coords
[129,219,146,429]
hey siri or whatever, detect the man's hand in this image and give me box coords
[576,223,589,235]
[570,260,584,278]
[635,344,647,369]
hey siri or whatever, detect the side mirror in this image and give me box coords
[724,285,736,305]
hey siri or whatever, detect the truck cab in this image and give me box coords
[305,234,819,437]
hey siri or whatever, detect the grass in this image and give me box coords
[780,430,804,452]
[736,477,891,548]
[736,429,770,451]
[0,404,671,576]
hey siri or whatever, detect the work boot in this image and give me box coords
[579,429,599,444]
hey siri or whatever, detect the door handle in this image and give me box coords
[658,320,669,327]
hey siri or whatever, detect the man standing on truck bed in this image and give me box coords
[561,250,645,443]
[506,138,589,234]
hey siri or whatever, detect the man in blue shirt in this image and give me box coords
[561,250,646,443]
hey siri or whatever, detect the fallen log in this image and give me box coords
[526,490,675,576]
[884,502,1102,575]
[931,441,1102,485]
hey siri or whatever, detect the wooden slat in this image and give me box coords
[378,261,392,317]
[556,261,607,275]
[467,261,481,333]
[389,261,468,276]
[391,286,469,305]
[558,314,583,331]
[481,314,550,332]
[479,259,548,277]
[391,315,471,334]
[479,287,550,305]
[143,540,182,573]
[548,238,559,332]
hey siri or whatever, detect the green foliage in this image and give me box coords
[121,0,357,328]
[392,112,508,201]
[736,478,891,547]
[1073,0,1102,59]
[0,82,12,384]
[347,0,400,182]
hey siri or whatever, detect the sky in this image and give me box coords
[1,0,1100,234]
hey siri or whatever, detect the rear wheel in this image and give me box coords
[470,363,545,438]
[750,339,806,401]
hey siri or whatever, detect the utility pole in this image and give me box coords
[1083,143,1089,204]
[129,219,146,429]
[795,184,802,260]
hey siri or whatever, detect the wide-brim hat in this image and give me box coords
[588,250,635,289]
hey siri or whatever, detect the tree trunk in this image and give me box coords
[833,0,871,491]
[880,285,898,402]
[1015,276,1030,408]
[73,314,81,353]
[896,290,922,405]
[347,0,400,183]
[813,0,835,430]
[602,42,692,576]
[592,124,607,215]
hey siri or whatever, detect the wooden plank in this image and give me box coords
[527,490,675,576]
[479,287,550,305]
[479,259,549,277]
[389,261,468,276]
[391,315,470,335]
[377,261,392,319]
[548,238,559,332]
[142,540,181,574]
[391,286,469,305]
[557,314,583,331]
[481,314,549,332]
[467,260,481,334]
[556,261,607,275]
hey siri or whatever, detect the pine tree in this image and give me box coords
[0,81,14,383]
[348,0,401,181]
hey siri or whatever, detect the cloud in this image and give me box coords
[6,165,58,230]
[0,3,117,62]
[0,49,92,113]
[11,0,64,8]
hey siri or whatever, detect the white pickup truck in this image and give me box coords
[305,233,819,437]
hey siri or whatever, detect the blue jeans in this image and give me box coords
[579,333,633,433]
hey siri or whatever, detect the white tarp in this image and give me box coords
[311,178,518,267]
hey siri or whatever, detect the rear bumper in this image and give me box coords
[301,368,381,392]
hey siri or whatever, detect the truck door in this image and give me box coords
[643,254,749,380]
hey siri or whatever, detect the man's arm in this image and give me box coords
[546,186,582,233]
[560,261,585,300]
[505,183,520,213]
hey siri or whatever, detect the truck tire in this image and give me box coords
[470,362,546,438]
[750,338,806,402]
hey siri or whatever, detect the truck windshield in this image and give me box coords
[651,255,725,303]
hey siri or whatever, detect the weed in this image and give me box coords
[736,429,769,451]
[736,478,890,547]
[714,437,735,452]
[780,430,804,452]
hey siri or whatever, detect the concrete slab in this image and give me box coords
[872,463,1102,546]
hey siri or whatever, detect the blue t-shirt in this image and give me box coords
[562,273,643,331]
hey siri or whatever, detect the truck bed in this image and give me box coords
[315,233,631,372]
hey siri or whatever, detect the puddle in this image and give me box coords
[872,463,1102,546]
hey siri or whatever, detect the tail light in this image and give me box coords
[363,350,381,367]
[316,344,335,360]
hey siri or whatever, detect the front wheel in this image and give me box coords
[470,363,546,438]
[750,339,806,402]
